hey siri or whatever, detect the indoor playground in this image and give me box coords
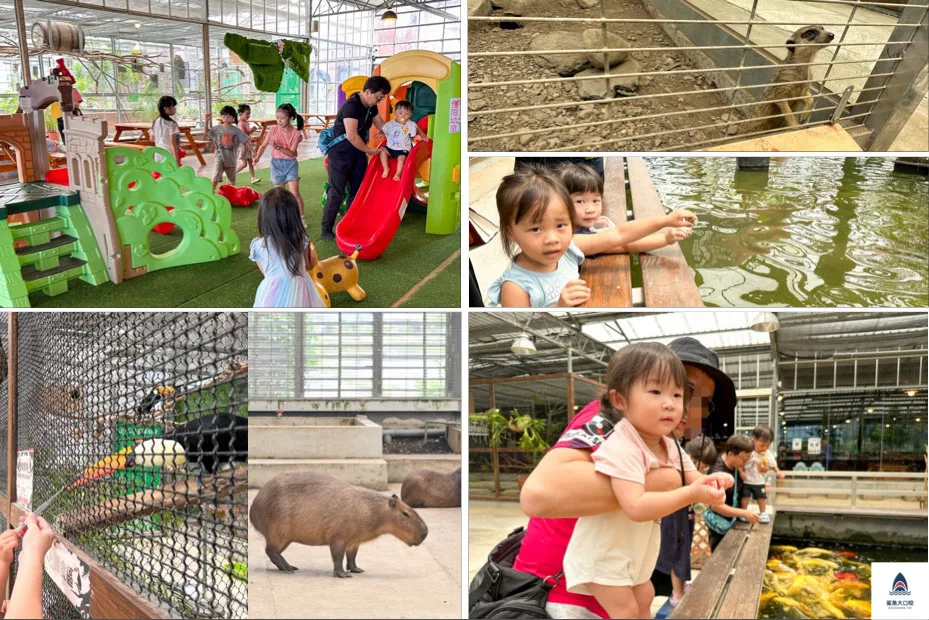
[0,0,462,308]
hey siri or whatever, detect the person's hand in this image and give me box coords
[759,461,770,473]
[777,471,785,480]
[741,510,761,524]
[689,473,732,506]
[18,514,55,560]
[664,227,691,244]
[0,528,19,565]
[557,279,590,307]
[667,209,697,228]
[204,113,213,122]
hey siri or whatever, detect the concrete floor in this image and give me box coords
[248,484,461,619]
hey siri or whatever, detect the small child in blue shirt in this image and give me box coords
[488,165,589,307]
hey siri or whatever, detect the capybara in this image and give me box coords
[249,471,429,578]
[400,468,461,508]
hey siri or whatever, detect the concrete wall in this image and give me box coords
[773,507,928,546]
[249,416,382,459]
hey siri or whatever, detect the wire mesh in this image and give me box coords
[11,312,248,619]
[467,0,928,151]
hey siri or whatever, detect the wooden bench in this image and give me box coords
[672,516,774,619]
[580,156,632,307]
[704,124,862,152]
[104,142,149,152]
[627,157,704,307]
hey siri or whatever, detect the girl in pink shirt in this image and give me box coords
[235,103,260,185]
[561,343,731,618]
[255,103,306,226]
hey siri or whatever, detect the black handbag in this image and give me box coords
[468,527,558,619]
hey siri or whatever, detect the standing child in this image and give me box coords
[235,104,260,184]
[254,103,305,226]
[559,163,698,256]
[379,100,428,181]
[249,187,325,308]
[562,343,733,619]
[206,106,250,192]
[487,165,589,307]
[152,95,180,164]
[739,425,781,524]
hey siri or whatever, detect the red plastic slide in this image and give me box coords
[335,139,432,260]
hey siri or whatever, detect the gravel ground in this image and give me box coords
[468,0,745,151]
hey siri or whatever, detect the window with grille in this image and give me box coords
[249,313,460,399]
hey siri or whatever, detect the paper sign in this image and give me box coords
[16,449,34,510]
[449,97,461,134]
[791,438,802,451]
[45,540,91,618]
[808,437,821,455]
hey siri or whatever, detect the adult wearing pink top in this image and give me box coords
[513,337,737,619]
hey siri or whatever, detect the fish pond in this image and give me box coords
[761,539,927,619]
[648,158,929,308]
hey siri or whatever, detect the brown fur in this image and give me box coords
[742,25,835,134]
[400,468,461,508]
[250,471,428,577]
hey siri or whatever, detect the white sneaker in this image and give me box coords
[251,177,261,184]
[758,512,771,524]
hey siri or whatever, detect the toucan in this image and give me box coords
[69,438,188,489]
[69,413,247,488]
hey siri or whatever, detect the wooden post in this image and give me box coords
[492,446,500,500]
[6,314,16,507]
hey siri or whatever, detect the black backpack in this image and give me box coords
[468,527,558,619]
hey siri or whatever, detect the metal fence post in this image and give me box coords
[855,1,929,150]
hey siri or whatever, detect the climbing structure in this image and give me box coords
[0,182,109,307]
[0,73,240,307]
[106,146,240,277]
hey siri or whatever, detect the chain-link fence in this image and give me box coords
[1,312,248,619]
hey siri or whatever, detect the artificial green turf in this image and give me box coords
[400,254,461,308]
[30,158,460,308]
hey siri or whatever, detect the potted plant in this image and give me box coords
[44,109,60,142]
[508,410,549,489]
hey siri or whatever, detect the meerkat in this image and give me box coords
[742,25,835,134]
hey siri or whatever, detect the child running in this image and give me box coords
[379,100,428,181]
[254,103,306,226]
[559,163,698,256]
[487,165,589,307]
[563,343,733,619]
[152,95,180,164]
[249,187,325,308]
[235,103,260,184]
[206,105,250,192]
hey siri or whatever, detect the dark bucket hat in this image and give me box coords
[668,337,737,424]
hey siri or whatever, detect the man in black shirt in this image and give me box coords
[322,75,392,240]
[706,434,758,551]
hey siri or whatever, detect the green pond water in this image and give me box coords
[647,158,929,307]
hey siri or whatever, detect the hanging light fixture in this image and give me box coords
[381,3,398,23]
[511,332,536,356]
[751,312,780,332]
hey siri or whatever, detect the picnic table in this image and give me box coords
[302,113,337,135]
[111,122,207,166]
[248,118,278,145]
